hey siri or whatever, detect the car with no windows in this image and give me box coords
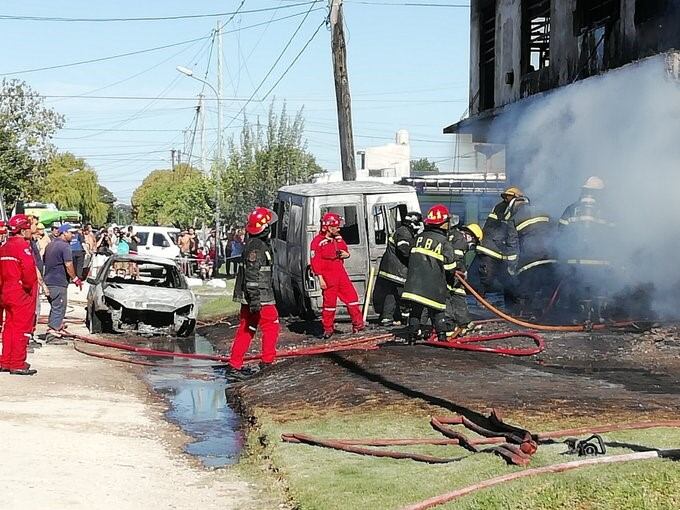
[86,254,196,336]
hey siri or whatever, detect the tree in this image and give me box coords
[110,203,132,225]
[221,103,322,225]
[410,158,439,175]
[40,152,109,225]
[0,79,63,204]
[131,164,213,226]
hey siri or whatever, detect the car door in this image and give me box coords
[145,232,171,258]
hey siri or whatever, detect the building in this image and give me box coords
[356,129,411,183]
[445,0,680,144]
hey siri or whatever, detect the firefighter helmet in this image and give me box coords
[582,176,605,190]
[8,214,32,234]
[245,207,277,235]
[402,211,423,229]
[462,223,483,242]
[424,204,450,226]
[321,212,343,230]
[501,186,525,199]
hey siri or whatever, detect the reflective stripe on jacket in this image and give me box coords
[377,225,414,285]
[403,227,454,310]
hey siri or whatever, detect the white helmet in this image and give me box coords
[583,176,605,190]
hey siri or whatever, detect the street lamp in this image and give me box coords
[176,65,223,273]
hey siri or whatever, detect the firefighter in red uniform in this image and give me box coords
[0,220,7,333]
[229,207,280,373]
[0,215,38,375]
[311,212,365,339]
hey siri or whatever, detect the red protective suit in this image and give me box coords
[0,235,38,371]
[310,232,364,334]
[229,304,279,370]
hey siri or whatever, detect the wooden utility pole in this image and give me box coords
[330,0,356,181]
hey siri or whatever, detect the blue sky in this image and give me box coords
[0,1,471,203]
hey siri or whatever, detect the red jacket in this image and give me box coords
[310,232,350,284]
[0,236,38,296]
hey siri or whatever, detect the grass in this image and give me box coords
[195,279,240,320]
[244,407,680,510]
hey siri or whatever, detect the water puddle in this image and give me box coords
[143,334,243,468]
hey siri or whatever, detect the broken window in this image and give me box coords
[479,1,496,111]
[277,200,290,241]
[522,0,550,73]
[635,0,667,25]
[575,0,620,34]
[321,205,361,245]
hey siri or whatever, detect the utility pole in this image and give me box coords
[171,149,176,170]
[215,20,224,267]
[198,94,207,174]
[330,0,356,181]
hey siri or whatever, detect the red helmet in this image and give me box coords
[321,212,343,230]
[424,204,450,226]
[245,207,277,235]
[0,220,7,235]
[8,214,32,234]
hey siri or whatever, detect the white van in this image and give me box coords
[271,181,420,318]
[132,226,181,260]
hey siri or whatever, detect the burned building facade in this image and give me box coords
[446,0,680,143]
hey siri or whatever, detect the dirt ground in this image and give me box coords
[201,319,680,424]
[0,300,271,510]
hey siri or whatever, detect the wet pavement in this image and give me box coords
[141,335,244,468]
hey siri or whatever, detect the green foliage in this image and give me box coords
[220,103,322,225]
[410,157,439,175]
[131,164,213,226]
[41,152,109,225]
[0,79,64,203]
[110,203,133,225]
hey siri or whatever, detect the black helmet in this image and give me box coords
[402,211,423,230]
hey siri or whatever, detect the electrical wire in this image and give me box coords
[0,2,318,22]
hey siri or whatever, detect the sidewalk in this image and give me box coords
[0,303,263,510]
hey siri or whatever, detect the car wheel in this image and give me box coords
[177,318,195,337]
[87,305,102,334]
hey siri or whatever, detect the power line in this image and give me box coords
[0,2,318,22]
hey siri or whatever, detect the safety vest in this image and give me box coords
[402,228,455,310]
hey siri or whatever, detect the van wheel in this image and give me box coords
[87,305,102,334]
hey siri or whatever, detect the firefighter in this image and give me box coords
[558,176,615,319]
[0,215,38,375]
[445,223,483,337]
[512,201,558,317]
[476,186,527,308]
[374,211,423,326]
[402,204,456,344]
[229,207,280,372]
[0,220,6,334]
[311,212,365,339]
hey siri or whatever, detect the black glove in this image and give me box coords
[249,302,261,313]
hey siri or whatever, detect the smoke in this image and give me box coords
[491,54,680,317]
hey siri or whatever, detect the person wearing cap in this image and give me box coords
[310,212,365,339]
[0,215,39,375]
[48,223,59,241]
[43,223,83,344]
[558,176,615,318]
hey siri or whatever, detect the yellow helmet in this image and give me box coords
[501,186,524,199]
[463,223,483,242]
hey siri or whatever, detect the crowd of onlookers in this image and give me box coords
[175,226,246,279]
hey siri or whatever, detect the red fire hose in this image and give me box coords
[425,330,545,356]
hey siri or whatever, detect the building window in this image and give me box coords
[575,0,620,34]
[523,0,550,73]
[479,2,496,111]
[635,0,667,25]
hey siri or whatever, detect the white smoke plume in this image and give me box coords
[491,54,680,317]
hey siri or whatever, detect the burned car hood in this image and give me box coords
[103,283,195,313]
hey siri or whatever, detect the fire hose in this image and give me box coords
[455,272,634,332]
[425,331,545,356]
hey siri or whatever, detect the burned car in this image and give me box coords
[86,254,196,336]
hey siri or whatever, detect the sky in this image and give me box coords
[0,0,471,203]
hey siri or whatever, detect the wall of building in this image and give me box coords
[468,0,680,115]
[356,130,411,183]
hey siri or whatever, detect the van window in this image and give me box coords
[322,205,360,245]
[373,204,407,245]
[290,203,302,242]
[278,200,290,241]
[152,233,169,247]
[136,232,149,246]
